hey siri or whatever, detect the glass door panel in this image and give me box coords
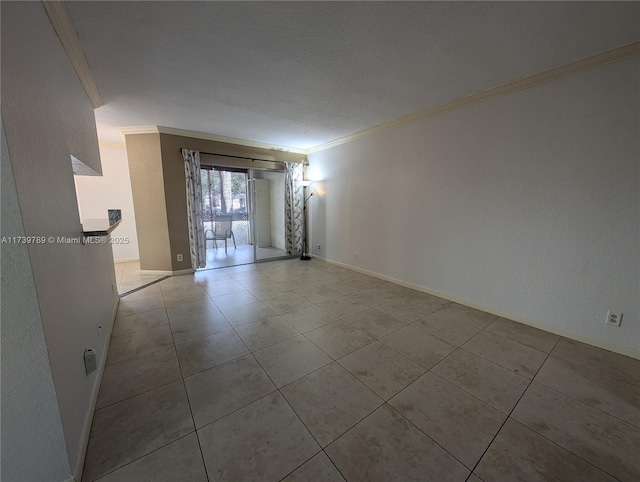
[251,170,288,261]
[200,166,252,268]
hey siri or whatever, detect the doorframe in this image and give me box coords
[250,168,297,264]
[199,163,252,270]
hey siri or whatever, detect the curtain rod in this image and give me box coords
[179,148,286,164]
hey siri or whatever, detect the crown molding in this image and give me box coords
[98,140,127,149]
[119,125,160,138]
[118,125,162,145]
[42,0,103,108]
[116,42,639,157]
[157,126,308,154]
[308,41,640,154]
[119,125,307,155]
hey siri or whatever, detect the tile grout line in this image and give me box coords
[87,433,197,482]
[344,303,458,347]
[110,318,171,339]
[550,350,640,389]
[496,382,628,481]
[493,417,626,482]
[91,261,351,479]
[292,298,634,477]
[104,333,174,367]
[212,283,374,481]
[462,336,578,480]
[191,386,278,433]
[87,278,203,481]
[465,321,639,429]
[424,336,536,416]
[407,370,509,472]
[481,319,559,350]
[410,313,488,347]
[220,315,339,480]
[460,328,550,374]
[383,401,473,475]
[526,377,640,431]
[350,325,517,478]
[313,317,478,475]
[94,350,180,412]
[99,259,635,480]
[299,309,481,476]
[273,353,384,482]
[160,281,213,482]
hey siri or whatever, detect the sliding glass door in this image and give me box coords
[198,165,291,269]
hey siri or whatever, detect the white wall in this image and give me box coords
[1,2,119,479]
[308,58,639,356]
[263,171,286,250]
[1,122,71,482]
[74,142,140,261]
[254,178,272,247]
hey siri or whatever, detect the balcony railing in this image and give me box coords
[203,212,250,247]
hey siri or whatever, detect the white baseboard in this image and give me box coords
[72,295,119,481]
[139,268,194,276]
[316,256,640,360]
[114,257,139,264]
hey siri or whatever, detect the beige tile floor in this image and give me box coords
[204,245,289,269]
[87,259,640,481]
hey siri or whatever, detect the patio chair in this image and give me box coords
[205,214,236,254]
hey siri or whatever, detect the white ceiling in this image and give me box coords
[66,1,639,150]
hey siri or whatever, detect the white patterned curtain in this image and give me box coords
[181,149,206,269]
[284,162,303,255]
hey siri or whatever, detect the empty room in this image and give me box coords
[1,2,638,482]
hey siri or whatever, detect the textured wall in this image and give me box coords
[1,122,71,482]
[263,171,286,251]
[1,2,119,477]
[125,133,172,270]
[308,58,639,356]
[74,143,140,261]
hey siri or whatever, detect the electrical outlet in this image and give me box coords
[96,322,102,337]
[177,253,183,262]
[84,348,97,375]
[605,311,622,327]
[316,245,321,251]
